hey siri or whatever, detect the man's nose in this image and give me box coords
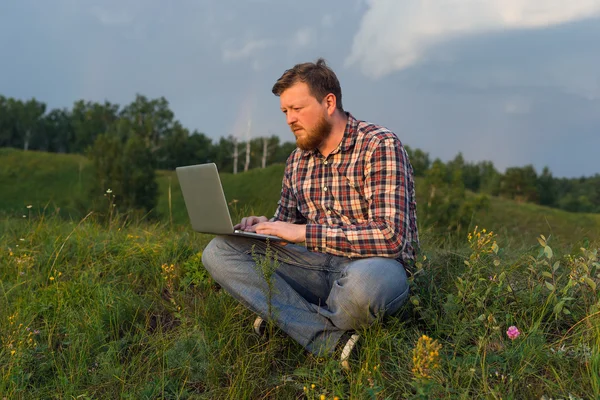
[286,111,297,126]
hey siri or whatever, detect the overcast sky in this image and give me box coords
[1,0,599,177]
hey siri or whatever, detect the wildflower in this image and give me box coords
[506,326,520,340]
[412,335,442,380]
[311,384,316,389]
[49,276,55,281]
[106,188,113,194]
[26,205,32,209]
[320,395,326,400]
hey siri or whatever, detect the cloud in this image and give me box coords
[221,26,319,65]
[293,27,316,47]
[346,0,600,78]
[222,38,274,62]
[321,14,334,28]
[504,96,532,115]
[90,5,134,26]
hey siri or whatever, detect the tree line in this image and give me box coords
[407,149,600,214]
[0,94,296,171]
[1,94,598,216]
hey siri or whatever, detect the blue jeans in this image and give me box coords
[201,235,410,356]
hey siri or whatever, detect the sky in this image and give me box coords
[1,0,599,178]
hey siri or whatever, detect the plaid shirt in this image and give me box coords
[273,113,419,267]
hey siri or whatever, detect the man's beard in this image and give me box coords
[293,113,332,151]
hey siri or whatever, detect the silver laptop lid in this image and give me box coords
[176,163,235,234]
[176,163,282,242]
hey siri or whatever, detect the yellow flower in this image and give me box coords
[320,395,326,400]
[411,334,442,380]
[49,276,55,281]
[311,384,316,389]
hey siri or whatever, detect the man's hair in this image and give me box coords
[272,58,343,111]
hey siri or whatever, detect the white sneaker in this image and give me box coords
[253,316,267,337]
[340,333,360,371]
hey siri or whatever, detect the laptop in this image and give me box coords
[175,163,283,242]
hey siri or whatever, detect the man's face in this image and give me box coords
[279,82,332,151]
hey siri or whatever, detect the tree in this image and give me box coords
[500,165,538,202]
[260,135,280,168]
[461,163,480,192]
[188,131,216,165]
[157,124,215,170]
[157,122,192,170]
[537,166,557,207]
[446,152,465,182]
[88,133,123,195]
[71,100,119,153]
[232,136,241,174]
[420,159,489,235]
[43,109,73,153]
[88,131,158,216]
[0,96,11,147]
[404,145,430,177]
[213,136,235,173]
[477,161,501,195]
[120,94,174,153]
[121,135,158,213]
[3,98,47,151]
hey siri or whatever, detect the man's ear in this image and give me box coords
[324,93,337,115]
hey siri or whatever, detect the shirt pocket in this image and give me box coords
[344,175,365,201]
[333,175,367,222]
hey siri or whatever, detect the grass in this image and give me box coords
[3,148,599,245]
[0,148,93,218]
[1,211,599,398]
[1,149,599,398]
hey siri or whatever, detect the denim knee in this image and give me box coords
[336,258,409,320]
[201,236,231,279]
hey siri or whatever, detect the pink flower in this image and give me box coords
[506,326,520,340]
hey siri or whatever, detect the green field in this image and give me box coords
[4,148,599,247]
[1,149,599,399]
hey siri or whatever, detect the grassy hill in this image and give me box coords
[3,148,598,248]
[1,149,599,398]
[0,148,94,216]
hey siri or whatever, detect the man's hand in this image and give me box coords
[254,221,306,243]
[234,216,269,232]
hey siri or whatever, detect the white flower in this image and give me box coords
[106,189,113,194]
[26,205,32,209]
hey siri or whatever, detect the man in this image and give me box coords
[202,58,418,369]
